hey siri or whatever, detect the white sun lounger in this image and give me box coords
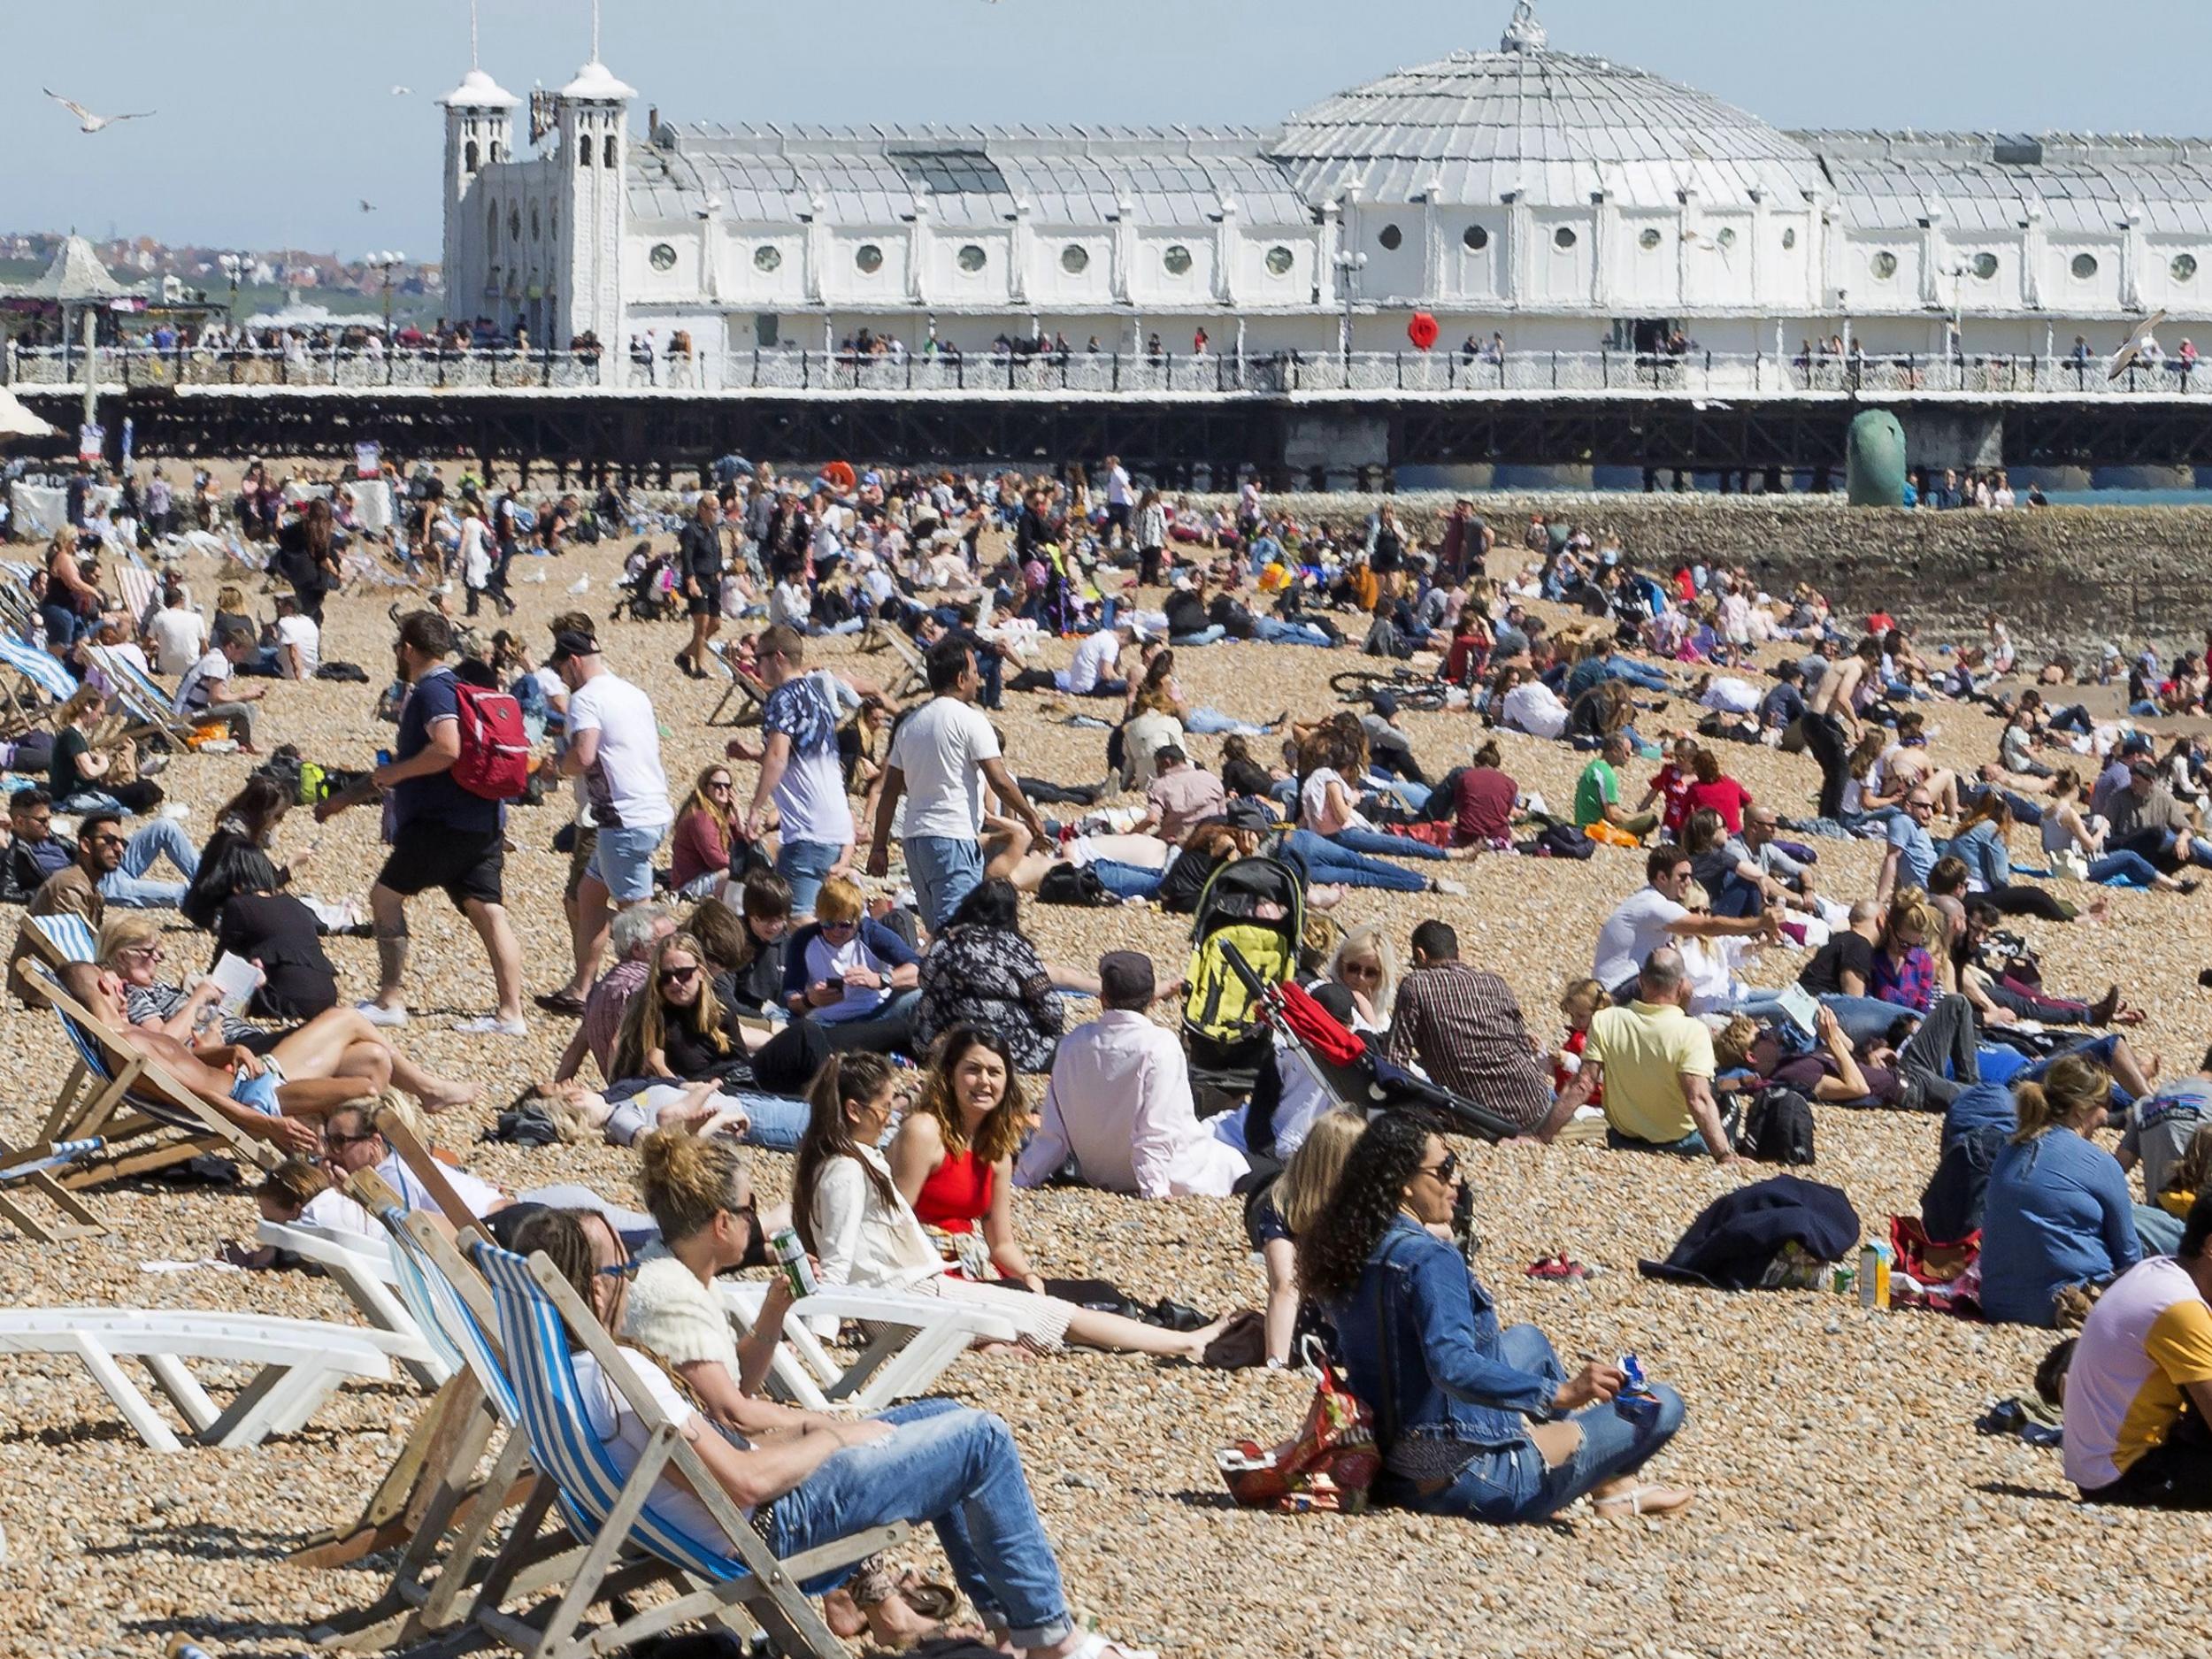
[0,1309,400,1452]
[722,1279,1016,1414]
[257,1218,455,1390]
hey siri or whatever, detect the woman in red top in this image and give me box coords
[1441,602,1493,687]
[1680,745,1753,833]
[887,1024,1233,1357]
[1636,736,1703,840]
[669,764,738,900]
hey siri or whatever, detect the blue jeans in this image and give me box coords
[1281,827,1428,892]
[729,1089,809,1152]
[1170,626,1226,648]
[1252,618,1333,647]
[772,1398,1072,1649]
[1185,705,1264,736]
[1329,825,1449,862]
[588,823,670,904]
[1087,858,1164,901]
[2086,850,2162,887]
[1820,993,1916,1047]
[99,816,201,908]
[2138,1202,2185,1257]
[1602,657,1673,692]
[1401,1325,1686,1524]
[774,838,843,918]
[904,835,984,933]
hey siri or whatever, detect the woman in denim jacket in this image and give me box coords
[1301,1114,1694,1522]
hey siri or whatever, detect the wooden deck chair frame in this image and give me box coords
[82,642,197,748]
[0,1137,107,1242]
[868,621,930,704]
[471,1240,899,1659]
[703,639,768,729]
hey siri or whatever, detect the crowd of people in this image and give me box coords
[4,445,2211,1657]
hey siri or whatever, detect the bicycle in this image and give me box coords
[1327,666,1455,712]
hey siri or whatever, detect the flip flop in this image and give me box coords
[1524,1252,1588,1280]
[1592,1485,1694,1519]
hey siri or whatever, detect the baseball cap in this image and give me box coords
[1098,950,1156,1010]
[549,628,600,665]
[1371,690,1399,718]
[2131,759,2160,780]
[1223,799,1276,833]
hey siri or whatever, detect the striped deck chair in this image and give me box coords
[0,634,76,739]
[0,1137,106,1242]
[704,639,768,728]
[115,562,160,633]
[81,642,196,747]
[472,1240,898,1659]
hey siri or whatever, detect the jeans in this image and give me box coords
[1087,858,1165,901]
[1606,1102,1741,1156]
[904,835,984,933]
[772,1398,1072,1649]
[2086,850,2162,887]
[1819,992,1918,1047]
[1281,827,1429,892]
[587,822,669,905]
[774,838,843,917]
[1896,992,1980,1105]
[2138,1202,2186,1257]
[1253,618,1334,647]
[1602,657,1673,692]
[1170,626,1226,648]
[1401,1325,1686,1524]
[98,815,201,908]
[1802,712,1852,821]
[195,699,262,747]
[818,987,921,1057]
[1328,825,1449,862]
[1185,705,1264,736]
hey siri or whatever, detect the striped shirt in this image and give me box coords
[1383,963,1553,1133]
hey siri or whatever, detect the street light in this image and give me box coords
[1335,250,1367,361]
[218,250,250,328]
[367,250,406,340]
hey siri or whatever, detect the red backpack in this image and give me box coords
[450,681,532,801]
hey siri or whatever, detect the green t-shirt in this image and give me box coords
[1574,757,1619,828]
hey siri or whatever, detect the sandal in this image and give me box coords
[1591,1484,1694,1519]
[1524,1252,1588,1280]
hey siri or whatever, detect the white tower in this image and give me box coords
[553,50,636,350]
[439,68,518,327]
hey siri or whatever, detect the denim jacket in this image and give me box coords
[1327,1217,1556,1457]
[1944,819,2011,891]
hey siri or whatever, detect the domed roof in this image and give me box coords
[439,68,519,111]
[560,59,637,103]
[1268,6,1823,212]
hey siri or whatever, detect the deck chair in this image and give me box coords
[0,1137,107,1241]
[0,1308,397,1452]
[115,562,160,632]
[82,642,196,747]
[0,634,74,739]
[256,1218,453,1389]
[472,1240,899,1659]
[867,621,929,703]
[723,1279,1016,1413]
[703,639,768,728]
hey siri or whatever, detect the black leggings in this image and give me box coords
[1802,713,1852,821]
[2084,1401,2212,1509]
[1980,885,2078,923]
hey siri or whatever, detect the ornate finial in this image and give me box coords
[1502,0,1548,52]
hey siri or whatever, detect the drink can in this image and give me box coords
[771,1226,816,1299]
[1615,1352,1660,1426]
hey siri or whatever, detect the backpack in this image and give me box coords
[1740,1086,1817,1166]
[1037,863,1111,907]
[451,681,532,801]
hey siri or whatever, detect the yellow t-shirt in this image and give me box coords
[1584,1001,1715,1147]
[2063,1256,2212,1491]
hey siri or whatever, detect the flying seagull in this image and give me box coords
[43,89,156,133]
[390,85,413,96]
[359,200,378,213]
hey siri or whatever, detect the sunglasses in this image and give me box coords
[819,918,858,933]
[1417,1151,1461,1187]
[595,1256,641,1280]
[323,1128,379,1148]
[706,780,733,792]
[658,965,700,987]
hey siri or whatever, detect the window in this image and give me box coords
[603,134,617,169]
[1265,245,1294,276]
[887,149,1010,197]
[510,206,523,242]
[578,132,592,168]
[1463,225,1490,251]
[464,139,480,174]
[1971,252,1999,280]
[649,242,677,273]
[488,204,498,247]
[1553,227,1578,250]
[1870,250,1899,280]
[855,243,884,273]
[2176,254,2200,283]
[1061,244,1089,274]
[754,245,782,273]
[956,244,987,273]
[1782,227,1798,250]
[1163,243,1193,274]
[1639,227,1663,250]
[531,206,541,242]
[1716,227,1737,249]
[2072,252,2101,280]
[1378,224,1402,251]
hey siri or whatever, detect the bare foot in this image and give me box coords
[419,1080,486,1115]
[1591,1482,1695,1520]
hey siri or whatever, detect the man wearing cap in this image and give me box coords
[539,629,673,1010]
[1014,951,1248,1199]
[2108,760,2212,873]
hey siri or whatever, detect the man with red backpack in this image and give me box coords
[316,609,528,1036]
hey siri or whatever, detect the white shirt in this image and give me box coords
[1120,709,1183,788]
[1592,886,1689,988]
[147,606,206,677]
[459,518,491,588]
[1499,680,1569,740]
[173,647,233,715]
[1300,767,1369,834]
[1015,1010,1249,1199]
[806,1146,948,1339]
[1698,676,1761,716]
[763,670,857,848]
[1107,465,1133,507]
[572,1346,747,1547]
[887,695,1000,840]
[566,671,672,831]
[374,1149,507,1219]
[276,614,320,675]
[1062,631,1122,695]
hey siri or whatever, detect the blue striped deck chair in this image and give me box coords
[0,1136,105,1241]
[472,1240,898,1659]
[0,633,76,739]
[704,639,768,729]
[81,642,196,748]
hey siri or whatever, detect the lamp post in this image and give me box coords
[1335,250,1367,364]
[219,251,250,330]
[368,250,406,341]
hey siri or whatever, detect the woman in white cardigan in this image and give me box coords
[793,1052,1229,1359]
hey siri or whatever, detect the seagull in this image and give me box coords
[43,89,156,133]
[359,200,378,213]
[389,85,413,96]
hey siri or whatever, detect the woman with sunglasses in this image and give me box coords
[1300,1113,1694,1524]
[780,876,919,1056]
[671,764,741,902]
[610,932,777,1087]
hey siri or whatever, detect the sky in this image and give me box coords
[12,0,2212,262]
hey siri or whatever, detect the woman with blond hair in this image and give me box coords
[1326,925,1399,1032]
[610,932,772,1087]
[780,874,920,1056]
[1980,1055,2143,1326]
[669,762,740,900]
[1248,1109,1368,1367]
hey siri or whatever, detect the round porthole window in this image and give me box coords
[1265,245,1294,276]
[1163,243,1194,274]
[1972,252,2000,280]
[649,242,677,273]
[1378,224,1402,251]
[1782,227,1798,250]
[1553,227,1578,250]
[956,244,987,273]
[1870,250,1899,280]
[855,243,884,273]
[2072,252,2101,280]
[753,245,782,273]
[2175,254,2200,283]
[1638,228,1662,250]
[1463,225,1489,251]
[1716,227,1738,250]
[1061,244,1089,274]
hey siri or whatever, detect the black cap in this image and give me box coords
[1223,799,1276,833]
[1098,950,1156,1010]
[549,628,600,665]
[2131,759,2160,780]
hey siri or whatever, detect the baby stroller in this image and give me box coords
[1220,941,1521,1143]
[1181,856,1305,1110]
[611,541,680,624]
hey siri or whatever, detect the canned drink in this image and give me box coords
[771,1227,817,1299]
[1615,1352,1661,1426]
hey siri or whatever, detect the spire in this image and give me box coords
[591,0,602,62]
[469,0,480,67]
[1501,0,1548,53]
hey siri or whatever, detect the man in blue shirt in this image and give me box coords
[316,610,526,1037]
[1878,788,1940,902]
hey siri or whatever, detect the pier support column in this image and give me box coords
[1896,408,2004,470]
[1282,410,1389,489]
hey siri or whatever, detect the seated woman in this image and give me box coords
[1246,1109,1365,1369]
[687,872,793,1017]
[1680,745,1753,833]
[1300,730,1477,867]
[780,876,920,1056]
[2041,767,2194,894]
[212,879,342,1021]
[913,878,1063,1072]
[668,764,740,902]
[1301,1114,1693,1523]
[506,1205,1154,1659]
[1325,924,1398,1032]
[1980,1054,2146,1327]
[184,774,360,935]
[803,1048,1234,1361]
[1944,795,2093,923]
[611,932,780,1091]
[50,685,163,816]
[1871,893,1942,1014]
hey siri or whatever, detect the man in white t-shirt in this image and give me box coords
[1060,622,1131,697]
[866,636,1048,931]
[1102,453,1133,547]
[544,630,674,1005]
[273,593,321,679]
[172,623,267,748]
[1592,845,1778,996]
[144,583,206,678]
[736,625,859,918]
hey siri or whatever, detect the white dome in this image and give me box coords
[560,59,637,103]
[438,67,519,111]
[1269,31,1822,212]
